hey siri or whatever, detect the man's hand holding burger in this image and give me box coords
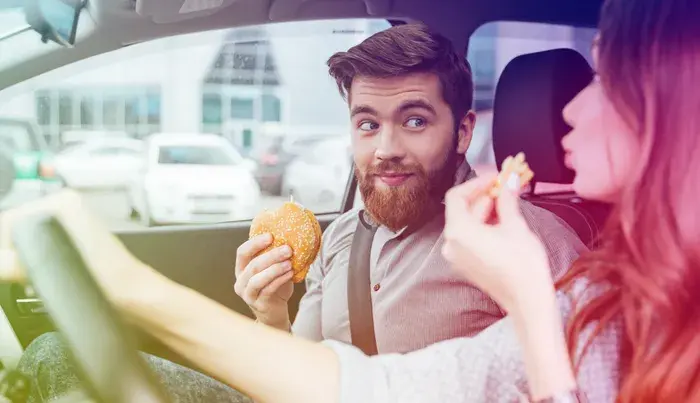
[234,201,322,331]
[234,233,296,330]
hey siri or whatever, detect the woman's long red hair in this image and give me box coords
[556,0,700,401]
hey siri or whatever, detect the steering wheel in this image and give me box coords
[12,214,169,403]
[0,145,16,204]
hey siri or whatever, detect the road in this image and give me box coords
[79,189,287,231]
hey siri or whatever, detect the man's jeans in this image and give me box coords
[16,332,252,403]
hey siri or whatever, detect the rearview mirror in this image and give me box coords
[24,0,86,47]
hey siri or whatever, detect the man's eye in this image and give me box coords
[405,117,426,128]
[359,121,379,131]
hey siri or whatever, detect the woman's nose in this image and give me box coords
[562,98,576,129]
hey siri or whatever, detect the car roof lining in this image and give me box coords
[0,0,603,94]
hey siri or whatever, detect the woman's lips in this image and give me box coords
[377,173,413,186]
[564,152,574,170]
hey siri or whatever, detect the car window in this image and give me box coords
[466,21,596,193]
[0,19,391,228]
[89,147,141,157]
[157,145,236,166]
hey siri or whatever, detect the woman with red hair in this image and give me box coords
[1,0,697,402]
[443,0,700,401]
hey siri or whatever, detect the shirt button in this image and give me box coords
[373,283,381,292]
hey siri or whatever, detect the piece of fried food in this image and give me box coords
[249,200,322,283]
[489,152,534,198]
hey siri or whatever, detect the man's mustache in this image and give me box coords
[364,161,423,177]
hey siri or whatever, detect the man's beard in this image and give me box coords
[356,151,460,232]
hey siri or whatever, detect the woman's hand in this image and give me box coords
[0,190,163,303]
[442,175,555,313]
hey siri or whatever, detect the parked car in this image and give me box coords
[282,136,352,213]
[0,117,62,210]
[59,129,130,151]
[128,133,261,226]
[253,134,335,195]
[51,137,144,190]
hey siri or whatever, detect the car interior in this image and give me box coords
[0,0,607,400]
[492,48,611,246]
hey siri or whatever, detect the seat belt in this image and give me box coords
[346,165,473,355]
[347,211,379,356]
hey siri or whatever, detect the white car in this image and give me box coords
[282,136,352,213]
[128,133,261,226]
[51,138,144,190]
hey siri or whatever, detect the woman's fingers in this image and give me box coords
[471,194,495,224]
[444,176,500,243]
[0,249,22,283]
[447,175,497,203]
[0,190,84,283]
[495,184,526,228]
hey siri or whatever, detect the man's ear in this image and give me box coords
[456,110,476,154]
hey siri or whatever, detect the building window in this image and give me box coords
[145,92,161,125]
[125,95,142,126]
[203,30,282,87]
[33,87,162,143]
[242,128,253,148]
[230,97,254,120]
[102,95,121,126]
[261,94,281,122]
[80,95,96,126]
[202,93,223,125]
[58,94,73,126]
[36,91,51,126]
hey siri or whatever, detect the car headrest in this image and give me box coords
[492,48,593,185]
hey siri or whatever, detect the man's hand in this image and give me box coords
[234,234,294,330]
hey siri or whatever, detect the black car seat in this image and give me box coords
[492,48,611,247]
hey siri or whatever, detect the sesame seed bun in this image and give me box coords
[249,201,322,283]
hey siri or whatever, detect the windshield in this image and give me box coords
[0,5,28,38]
[157,145,237,166]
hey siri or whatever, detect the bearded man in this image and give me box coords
[16,23,587,403]
[232,23,586,351]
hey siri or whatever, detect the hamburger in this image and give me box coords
[249,199,322,283]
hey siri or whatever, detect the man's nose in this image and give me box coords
[374,127,406,161]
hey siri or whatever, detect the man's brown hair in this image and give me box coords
[327,23,474,125]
